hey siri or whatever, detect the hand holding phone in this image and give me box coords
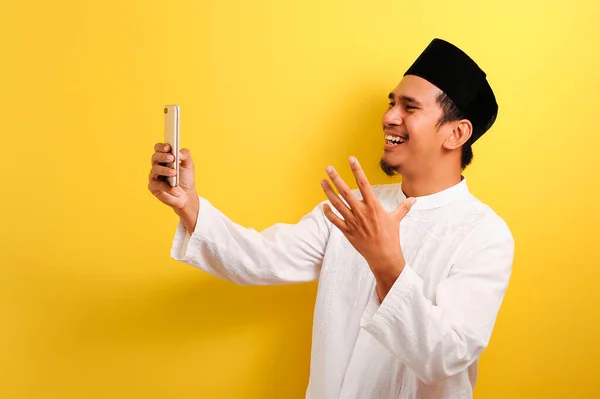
[149,104,199,230]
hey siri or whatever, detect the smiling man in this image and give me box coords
[148,38,514,399]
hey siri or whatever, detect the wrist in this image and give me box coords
[174,193,200,233]
[370,252,405,300]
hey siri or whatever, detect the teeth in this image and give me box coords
[385,134,405,144]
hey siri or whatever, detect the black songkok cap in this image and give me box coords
[404,38,498,143]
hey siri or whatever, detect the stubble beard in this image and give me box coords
[379,156,400,177]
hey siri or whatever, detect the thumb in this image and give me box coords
[179,148,194,167]
[394,197,416,220]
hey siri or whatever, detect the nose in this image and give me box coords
[382,105,403,128]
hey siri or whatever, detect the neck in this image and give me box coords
[400,164,463,198]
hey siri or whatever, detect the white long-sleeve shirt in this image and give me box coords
[170,177,514,399]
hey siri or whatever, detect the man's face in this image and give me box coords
[380,75,450,177]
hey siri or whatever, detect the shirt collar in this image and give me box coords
[396,176,471,211]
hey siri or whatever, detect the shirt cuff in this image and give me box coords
[360,265,422,330]
[170,195,204,261]
[360,283,381,326]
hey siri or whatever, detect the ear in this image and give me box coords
[442,119,472,150]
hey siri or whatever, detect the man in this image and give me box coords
[148,38,514,399]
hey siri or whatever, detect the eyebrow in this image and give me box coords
[388,92,423,107]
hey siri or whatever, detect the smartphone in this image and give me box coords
[162,104,180,187]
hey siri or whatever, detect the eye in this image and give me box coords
[405,105,417,110]
[388,102,395,108]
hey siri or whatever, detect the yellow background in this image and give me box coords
[1,0,599,398]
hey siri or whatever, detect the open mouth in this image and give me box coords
[385,134,407,145]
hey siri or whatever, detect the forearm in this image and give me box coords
[170,196,330,285]
[362,266,480,384]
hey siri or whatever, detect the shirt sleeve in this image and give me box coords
[170,195,332,285]
[360,214,515,384]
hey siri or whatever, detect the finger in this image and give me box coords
[348,156,377,204]
[325,165,361,209]
[148,179,182,199]
[323,203,348,233]
[179,148,194,167]
[154,143,171,153]
[321,179,353,222]
[152,152,175,165]
[150,164,177,179]
[394,197,417,220]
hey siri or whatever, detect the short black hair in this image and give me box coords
[435,92,475,170]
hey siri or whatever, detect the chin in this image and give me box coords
[379,153,404,177]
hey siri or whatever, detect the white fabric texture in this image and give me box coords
[170,178,514,399]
